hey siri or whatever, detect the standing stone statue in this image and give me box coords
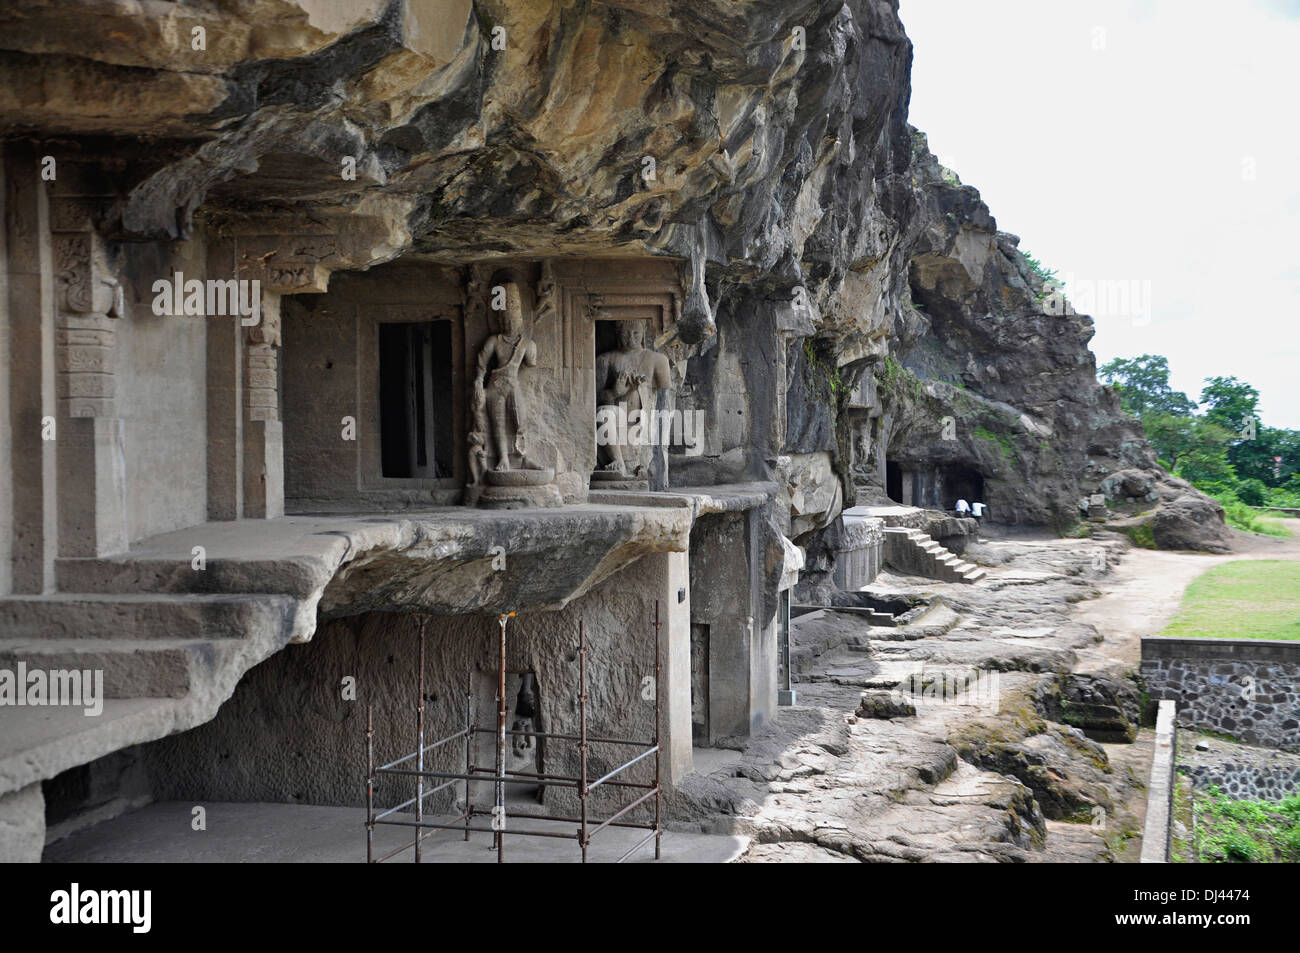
[468,273,562,508]
[473,278,539,471]
[593,322,671,485]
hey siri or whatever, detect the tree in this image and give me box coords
[1199,376,1260,433]
[1230,425,1299,486]
[1098,355,1196,419]
[1143,413,1234,477]
[1174,430,1236,486]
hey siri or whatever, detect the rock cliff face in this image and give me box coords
[0,0,1222,546]
[843,136,1229,546]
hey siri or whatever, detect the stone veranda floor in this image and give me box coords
[44,802,747,863]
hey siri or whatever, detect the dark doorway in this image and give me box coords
[379,321,453,478]
[595,318,623,357]
[690,622,710,745]
[885,460,903,504]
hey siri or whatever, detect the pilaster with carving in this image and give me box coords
[50,199,122,419]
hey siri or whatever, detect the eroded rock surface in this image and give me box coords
[675,534,1152,862]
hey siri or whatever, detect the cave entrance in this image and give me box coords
[885,461,903,504]
[379,320,454,478]
[942,465,985,509]
[690,622,710,744]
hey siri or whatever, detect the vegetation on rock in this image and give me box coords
[1099,354,1300,527]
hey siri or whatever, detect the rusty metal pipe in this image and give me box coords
[495,612,513,862]
[374,818,578,841]
[415,618,426,863]
[464,679,473,842]
[654,598,663,860]
[468,727,655,746]
[366,703,375,864]
[579,619,588,863]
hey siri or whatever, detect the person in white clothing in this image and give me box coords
[971,501,986,522]
[955,498,970,517]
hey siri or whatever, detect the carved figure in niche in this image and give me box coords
[594,321,671,477]
[511,718,533,754]
[468,377,490,485]
[472,275,539,472]
[512,673,537,753]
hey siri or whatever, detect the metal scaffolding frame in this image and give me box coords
[365,604,663,863]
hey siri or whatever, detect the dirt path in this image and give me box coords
[1072,522,1300,673]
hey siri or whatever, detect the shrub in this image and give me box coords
[1126,523,1157,549]
[1219,496,1265,533]
[1236,478,1267,506]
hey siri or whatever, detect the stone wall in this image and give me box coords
[689,510,773,744]
[1140,700,1176,864]
[1141,637,1300,753]
[133,553,683,823]
[1179,730,1300,801]
[832,514,883,591]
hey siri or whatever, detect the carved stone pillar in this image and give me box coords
[242,291,283,518]
[49,194,126,557]
[4,143,58,591]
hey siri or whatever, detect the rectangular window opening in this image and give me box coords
[379,321,453,479]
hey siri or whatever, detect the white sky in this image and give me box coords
[900,0,1300,428]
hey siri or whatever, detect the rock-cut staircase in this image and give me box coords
[882,527,986,584]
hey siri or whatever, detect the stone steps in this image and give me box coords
[793,604,896,626]
[0,593,295,641]
[1,543,316,853]
[0,637,242,698]
[55,555,323,598]
[883,527,986,584]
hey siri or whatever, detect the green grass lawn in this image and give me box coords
[1257,515,1295,538]
[1161,560,1300,641]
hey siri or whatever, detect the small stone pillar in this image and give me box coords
[242,292,283,518]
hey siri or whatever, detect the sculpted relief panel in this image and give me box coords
[461,258,684,506]
[592,321,671,490]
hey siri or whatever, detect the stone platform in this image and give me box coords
[0,484,779,860]
[43,802,748,864]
